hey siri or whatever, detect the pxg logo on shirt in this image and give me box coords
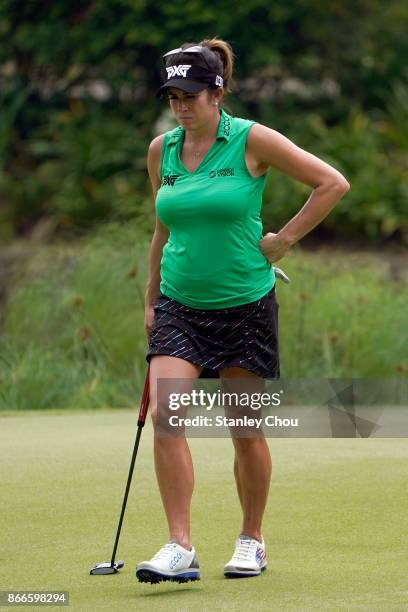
[162,174,180,187]
[208,167,235,179]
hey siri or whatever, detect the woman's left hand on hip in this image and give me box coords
[258,232,291,263]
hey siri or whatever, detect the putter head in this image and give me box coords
[90,560,124,575]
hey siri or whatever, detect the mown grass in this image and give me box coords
[1,411,408,611]
[0,221,407,410]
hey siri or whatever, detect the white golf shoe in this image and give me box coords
[224,534,267,578]
[136,540,200,584]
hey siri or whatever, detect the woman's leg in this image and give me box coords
[219,366,272,543]
[149,355,202,550]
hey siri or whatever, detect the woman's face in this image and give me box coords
[167,88,219,129]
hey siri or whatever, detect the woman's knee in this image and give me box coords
[150,398,173,431]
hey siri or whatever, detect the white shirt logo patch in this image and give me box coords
[166,65,192,79]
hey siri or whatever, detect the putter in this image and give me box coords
[90,366,150,575]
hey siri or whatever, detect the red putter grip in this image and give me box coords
[137,365,150,426]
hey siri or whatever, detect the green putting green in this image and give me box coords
[1,410,407,611]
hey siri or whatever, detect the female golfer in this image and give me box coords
[136,38,350,583]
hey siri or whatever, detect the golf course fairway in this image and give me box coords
[1,410,407,611]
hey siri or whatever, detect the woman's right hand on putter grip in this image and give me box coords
[144,304,155,339]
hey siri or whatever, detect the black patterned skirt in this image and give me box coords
[146,286,280,379]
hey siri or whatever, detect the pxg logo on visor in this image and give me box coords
[166,65,192,79]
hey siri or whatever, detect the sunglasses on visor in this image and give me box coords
[162,45,206,61]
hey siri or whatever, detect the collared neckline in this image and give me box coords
[216,109,231,141]
[167,109,232,145]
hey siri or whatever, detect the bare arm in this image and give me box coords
[247,123,350,262]
[145,134,169,307]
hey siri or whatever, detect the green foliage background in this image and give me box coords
[0,0,407,241]
[1,222,406,410]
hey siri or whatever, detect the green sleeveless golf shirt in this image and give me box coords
[156,108,275,309]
